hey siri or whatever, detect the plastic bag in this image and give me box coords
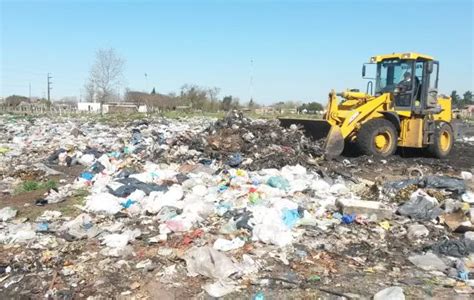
[85,193,122,215]
[384,175,466,194]
[184,246,239,279]
[252,223,293,247]
[431,239,474,257]
[267,176,290,190]
[109,177,168,197]
[103,229,141,249]
[0,207,17,222]
[227,153,243,167]
[397,190,442,220]
[203,280,237,298]
[282,208,300,228]
[213,238,245,251]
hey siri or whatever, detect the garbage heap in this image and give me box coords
[0,114,474,298]
[200,112,324,170]
[146,111,324,170]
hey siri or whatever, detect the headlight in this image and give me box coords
[370,57,376,63]
[402,53,411,58]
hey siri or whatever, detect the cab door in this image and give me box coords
[426,61,439,108]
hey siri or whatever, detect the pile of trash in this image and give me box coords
[1,113,474,298]
[199,112,324,170]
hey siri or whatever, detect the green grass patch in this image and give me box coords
[17,187,90,220]
[15,179,57,194]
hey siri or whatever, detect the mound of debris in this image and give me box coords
[197,112,324,170]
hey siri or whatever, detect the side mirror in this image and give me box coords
[362,65,366,77]
[427,61,433,74]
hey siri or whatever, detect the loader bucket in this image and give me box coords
[324,125,344,158]
[278,118,345,158]
[278,118,331,140]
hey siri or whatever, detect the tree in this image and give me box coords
[450,90,461,108]
[83,80,95,103]
[231,97,241,109]
[462,91,473,106]
[88,48,125,113]
[222,96,233,111]
[151,87,156,95]
[298,101,324,113]
[38,98,51,107]
[207,87,221,112]
[248,98,255,108]
[5,95,28,107]
[58,96,78,104]
[180,84,208,109]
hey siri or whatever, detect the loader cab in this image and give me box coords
[373,56,439,113]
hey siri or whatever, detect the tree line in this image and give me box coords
[450,90,473,108]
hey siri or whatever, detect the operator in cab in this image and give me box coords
[398,71,412,91]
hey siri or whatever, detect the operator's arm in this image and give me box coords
[398,80,412,92]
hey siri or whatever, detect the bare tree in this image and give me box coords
[88,48,125,113]
[83,80,95,103]
[208,87,221,112]
[58,96,78,104]
[180,84,208,109]
[231,97,241,109]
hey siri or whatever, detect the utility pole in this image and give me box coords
[47,73,53,102]
[249,59,254,103]
[144,73,148,93]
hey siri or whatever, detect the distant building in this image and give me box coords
[77,102,147,113]
[254,106,278,114]
[254,105,298,115]
[77,102,101,112]
[461,105,474,118]
[106,102,144,113]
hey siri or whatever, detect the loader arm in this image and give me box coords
[333,93,391,139]
[319,91,391,157]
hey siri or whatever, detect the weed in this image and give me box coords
[15,179,58,194]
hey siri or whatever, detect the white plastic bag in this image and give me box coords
[184,246,239,279]
[85,193,122,215]
[213,238,245,251]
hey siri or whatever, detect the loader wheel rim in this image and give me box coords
[440,130,451,152]
[374,131,392,153]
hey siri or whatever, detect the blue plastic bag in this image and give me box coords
[253,291,265,300]
[341,214,356,224]
[227,153,243,167]
[80,172,94,181]
[122,199,136,208]
[267,176,290,190]
[36,222,49,232]
[282,208,300,228]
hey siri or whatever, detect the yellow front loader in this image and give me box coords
[280,52,456,158]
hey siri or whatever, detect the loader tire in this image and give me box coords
[356,118,398,157]
[427,122,453,158]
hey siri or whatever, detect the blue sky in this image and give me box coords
[1,0,473,104]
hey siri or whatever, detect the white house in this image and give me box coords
[77,102,101,112]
